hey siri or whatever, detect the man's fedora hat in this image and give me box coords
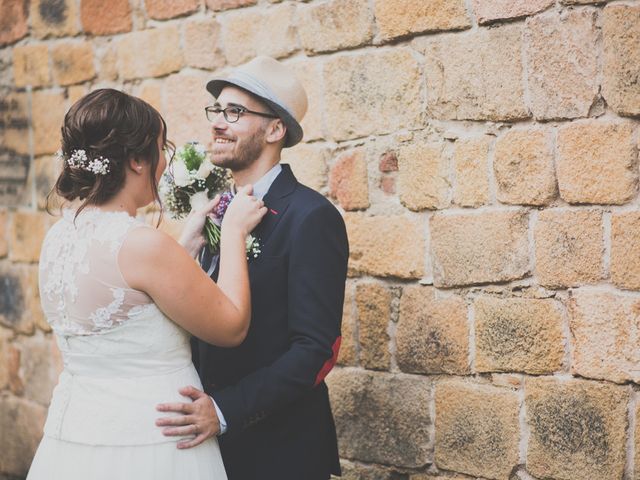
[206,56,308,148]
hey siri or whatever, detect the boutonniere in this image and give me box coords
[208,191,261,260]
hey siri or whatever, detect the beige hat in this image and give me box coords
[206,56,308,148]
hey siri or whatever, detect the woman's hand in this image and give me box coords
[221,185,267,237]
[178,195,220,258]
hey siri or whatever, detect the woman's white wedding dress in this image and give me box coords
[27,209,227,479]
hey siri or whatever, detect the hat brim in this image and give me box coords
[206,79,303,148]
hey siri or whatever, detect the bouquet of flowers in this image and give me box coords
[160,142,260,258]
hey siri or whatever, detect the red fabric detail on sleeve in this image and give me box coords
[314,336,341,387]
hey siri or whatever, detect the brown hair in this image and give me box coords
[47,88,173,221]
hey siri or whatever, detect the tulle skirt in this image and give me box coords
[26,436,228,480]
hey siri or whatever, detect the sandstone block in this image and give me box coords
[636,400,640,480]
[397,286,469,375]
[183,19,225,71]
[81,0,132,35]
[30,0,80,38]
[375,0,470,41]
[337,285,357,366]
[32,90,66,156]
[13,44,50,88]
[137,81,163,113]
[117,27,183,81]
[356,283,391,371]
[430,210,529,287]
[611,212,640,290]
[380,177,396,195]
[525,9,599,119]
[15,332,62,405]
[221,4,298,66]
[494,128,556,206]
[0,210,7,257]
[10,211,49,263]
[164,72,212,147]
[0,0,29,45]
[472,0,554,24]
[341,460,405,480]
[297,0,373,54]
[557,120,637,204]
[603,4,640,116]
[453,137,490,207]
[8,342,22,394]
[562,0,615,4]
[1,92,30,156]
[329,148,369,211]
[0,396,47,477]
[398,142,449,211]
[0,327,11,389]
[435,379,520,479]
[379,151,398,173]
[526,376,628,480]
[67,85,88,106]
[474,296,564,374]
[345,213,425,279]
[324,49,422,141]
[51,42,96,86]
[410,475,468,480]
[145,0,199,19]
[206,0,256,11]
[415,24,528,121]
[288,59,324,141]
[569,288,640,384]
[281,143,330,192]
[0,264,44,336]
[534,209,603,288]
[328,368,432,467]
[35,154,62,210]
[96,43,119,82]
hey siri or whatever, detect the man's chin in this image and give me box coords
[211,155,234,169]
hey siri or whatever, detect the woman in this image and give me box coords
[27,88,266,479]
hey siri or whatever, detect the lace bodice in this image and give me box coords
[39,209,154,336]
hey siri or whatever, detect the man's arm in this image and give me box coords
[212,202,349,431]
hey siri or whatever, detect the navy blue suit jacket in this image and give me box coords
[192,164,348,480]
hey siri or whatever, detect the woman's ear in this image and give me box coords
[128,157,144,174]
[265,120,286,145]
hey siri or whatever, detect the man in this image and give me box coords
[157,56,349,480]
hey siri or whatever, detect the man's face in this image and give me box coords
[208,86,271,172]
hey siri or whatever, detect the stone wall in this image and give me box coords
[1,0,639,479]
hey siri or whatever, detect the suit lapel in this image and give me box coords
[252,164,297,248]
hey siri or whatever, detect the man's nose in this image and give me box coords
[212,117,228,132]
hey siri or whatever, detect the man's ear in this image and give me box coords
[128,157,144,174]
[265,119,287,145]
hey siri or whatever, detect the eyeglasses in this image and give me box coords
[205,105,279,124]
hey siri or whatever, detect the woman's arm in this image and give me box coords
[120,186,266,346]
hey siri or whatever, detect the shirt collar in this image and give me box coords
[249,163,282,200]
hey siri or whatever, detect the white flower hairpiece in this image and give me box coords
[57,149,110,175]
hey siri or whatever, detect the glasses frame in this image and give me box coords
[205,105,279,124]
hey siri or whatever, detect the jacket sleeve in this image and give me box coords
[210,203,349,432]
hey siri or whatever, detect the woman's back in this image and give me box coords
[39,208,153,335]
[28,209,228,479]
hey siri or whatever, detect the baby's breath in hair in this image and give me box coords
[57,149,110,175]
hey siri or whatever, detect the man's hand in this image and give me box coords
[156,385,220,449]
